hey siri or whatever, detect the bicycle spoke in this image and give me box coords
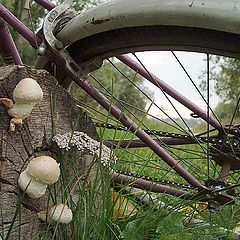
[65,21,240,203]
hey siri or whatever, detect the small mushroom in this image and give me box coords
[18,156,60,199]
[38,203,73,224]
[7,78,43,131]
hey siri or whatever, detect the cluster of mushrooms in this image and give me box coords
[18,155,73,224]
[0,78,73,224]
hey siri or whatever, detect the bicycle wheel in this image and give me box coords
[53,2,240,208]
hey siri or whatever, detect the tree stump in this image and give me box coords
[0,65,103,239]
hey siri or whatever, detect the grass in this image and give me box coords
[94,116,240,239]
[47,50,240,238]
[2,115,240,239]
[97,117,217,185]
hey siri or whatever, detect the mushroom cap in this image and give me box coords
[18,170,47,199]
[49,203,73,224]
[13,78,43,103]
[27,156,60,184]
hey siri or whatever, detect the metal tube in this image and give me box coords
[117,54,223,132]
[34,0,55,11]
[0,4,41,48]
[112,171,194,199]
[0,18,22,65]
[104,138,197,148]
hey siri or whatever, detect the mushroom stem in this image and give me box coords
[18,170,47,199]
[9,117,23,132]
[37,210,48,222]
[8,103,35,120]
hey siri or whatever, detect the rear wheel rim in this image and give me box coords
[67,25,240,205]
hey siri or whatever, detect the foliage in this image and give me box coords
[71,60,153,117]
[3,117,240,239]
[0,0,46,66]
[213,101,240,122]
[74,0,104,11]
[209,57,240,103]
[200,56,240,120]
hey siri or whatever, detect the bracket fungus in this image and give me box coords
[18,156,60,199]
[0,78,43,131]
[38,203,73,224]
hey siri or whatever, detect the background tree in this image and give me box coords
[200,56,240,121]
[70,60,153,118]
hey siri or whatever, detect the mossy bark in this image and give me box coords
[0,65,101,239]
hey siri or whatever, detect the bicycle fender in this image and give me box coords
[57,0,240,46]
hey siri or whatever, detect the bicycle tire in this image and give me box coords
[66,25,240,69]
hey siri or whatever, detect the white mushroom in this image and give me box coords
[18,156,60,199]
[38,203,73,224]
[7,78,43,131]
[8,78,43,118]
[49,203,73,224]
[18,170,47,199]
[27,156,60,184]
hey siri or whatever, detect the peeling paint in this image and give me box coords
[91,17,111,25]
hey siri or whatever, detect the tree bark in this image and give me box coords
[0,65,101,239]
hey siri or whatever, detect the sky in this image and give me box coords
[132,51,219,119]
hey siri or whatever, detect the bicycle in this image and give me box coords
[1,0,240,213]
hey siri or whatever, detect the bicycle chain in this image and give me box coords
[94,122,240,193]
[113,168,194,189]
[94,122,240,145]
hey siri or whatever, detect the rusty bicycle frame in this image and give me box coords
[0,0,238,204]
